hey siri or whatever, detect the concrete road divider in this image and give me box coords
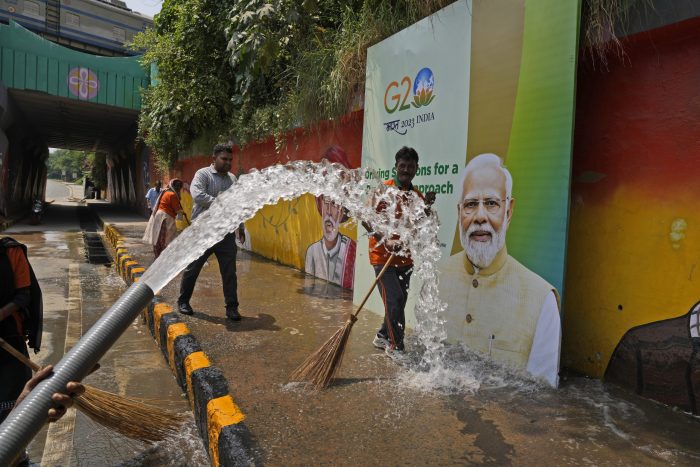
[101,223,253,466]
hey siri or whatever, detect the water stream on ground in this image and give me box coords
[142,161,453,381]
[137,161,700,465]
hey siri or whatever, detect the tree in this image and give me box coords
[132,0,453,170]
[131,0,238,169]
[46,149,91,180]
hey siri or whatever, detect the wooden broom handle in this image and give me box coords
[0,337,41,372]
[352,253,395,319]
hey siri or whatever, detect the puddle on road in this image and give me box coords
[10,231,208,466]
[154,246,700,466]
[74,414,208,467]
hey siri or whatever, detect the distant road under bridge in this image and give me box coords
[0,21,151,218]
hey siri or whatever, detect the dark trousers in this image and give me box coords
[179,232,239,311]
[0,333,31,424]
[374,264,413,351]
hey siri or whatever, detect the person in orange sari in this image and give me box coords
[142,179,184,258]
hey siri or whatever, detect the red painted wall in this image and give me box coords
[572,17,700,207]
[563,15,700,388]
[170,111,363,183]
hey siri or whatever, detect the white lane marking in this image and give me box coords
[41,263,82,466]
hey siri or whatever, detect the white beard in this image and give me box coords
[322,214,340,245]
[460,216,507,269]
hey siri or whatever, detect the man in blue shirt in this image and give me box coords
[145,180,162,216]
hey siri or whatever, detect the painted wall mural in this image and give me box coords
[303,146,356,289]
[605,303,700,414]
[172,115,363,289]
[245,186,357,286]
[563,16,700,412]
[67,67,100,100]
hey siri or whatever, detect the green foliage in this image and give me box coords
[131,0,237,169]
[133,0,453,169]
[46,149,91,180]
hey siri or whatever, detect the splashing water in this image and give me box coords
[398,341,546,394]
[142,160,548,393]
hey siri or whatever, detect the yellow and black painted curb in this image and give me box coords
[102,222,253,466]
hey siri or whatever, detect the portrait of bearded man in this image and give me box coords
[304,146,356,289]
[440,153,561,387]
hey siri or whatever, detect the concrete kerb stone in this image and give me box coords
[157,312,180,360]
[191,367,229,451]
[173,334,202,388]
[99,222,253,466]
[0,215,24,232]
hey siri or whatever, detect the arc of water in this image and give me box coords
[143,161,447,357]
[0,161,447,463]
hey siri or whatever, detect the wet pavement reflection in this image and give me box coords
[106,216,700,466]
[3,181,208,466]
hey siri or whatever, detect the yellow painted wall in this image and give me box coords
[563,184,700,377]
[245,194,357,271]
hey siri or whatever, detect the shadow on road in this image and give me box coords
[192,312,282,332]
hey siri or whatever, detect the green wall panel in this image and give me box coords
[1,49,12,84]
[47,58,58,95]
[57,61,68,98]
[0,21,148,110]
[25,53,36,89]
[36,56,47,92]
[13,51,25,89]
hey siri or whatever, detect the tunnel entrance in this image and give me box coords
[0,21,151,219]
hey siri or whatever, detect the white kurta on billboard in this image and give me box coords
[355,0,472,326]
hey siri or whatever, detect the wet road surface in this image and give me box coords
[98,202,700,467]
[3,180,207,466]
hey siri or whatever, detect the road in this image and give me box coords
[5,179,699,465]
[100,202,700,466]
[3,180,208,466]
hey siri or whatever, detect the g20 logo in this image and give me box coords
[384,67,435,114]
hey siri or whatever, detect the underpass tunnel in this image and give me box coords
[0,79,146,217]
[0,82,49,218]
[0,21,151,219]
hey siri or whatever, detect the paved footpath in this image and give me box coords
[93,203,700,466]
[2,182,208,466]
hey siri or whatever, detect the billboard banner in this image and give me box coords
[356,0,580,385]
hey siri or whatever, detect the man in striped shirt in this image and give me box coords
[178,143,246,321]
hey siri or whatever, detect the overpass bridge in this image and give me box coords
[0,21,151,218]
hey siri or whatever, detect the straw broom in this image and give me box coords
[0,338,186,443]
[290,254,395,389]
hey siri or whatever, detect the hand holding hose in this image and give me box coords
[15,365,85,422]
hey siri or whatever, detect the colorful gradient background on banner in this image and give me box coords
[451,0,581,295]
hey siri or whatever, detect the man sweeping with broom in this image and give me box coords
[362,146,435,356]
[290,146,435,388]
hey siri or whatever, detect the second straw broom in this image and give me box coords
[289,254,395,389]
[0,337,186,443]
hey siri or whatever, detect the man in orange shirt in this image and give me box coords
[0,238,37,424]
[362,147,435,353]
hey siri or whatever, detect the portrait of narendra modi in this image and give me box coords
[440,153,562,387]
